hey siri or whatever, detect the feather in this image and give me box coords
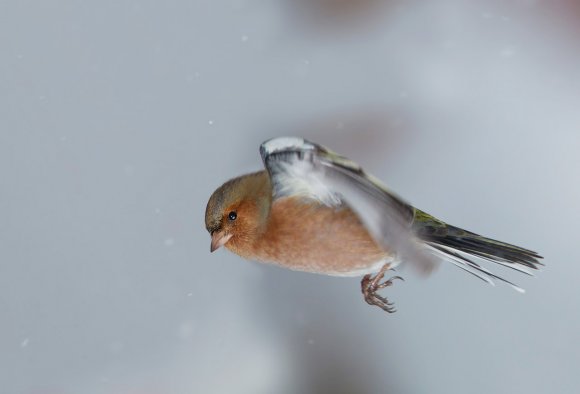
[260,137,438,274]
[260,137,543,291]
[415,209,542,291]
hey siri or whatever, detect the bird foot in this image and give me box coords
[361,270,404,313]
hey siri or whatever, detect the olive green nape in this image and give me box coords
[204,171,271,233]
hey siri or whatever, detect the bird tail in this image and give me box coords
[413,209,543,292]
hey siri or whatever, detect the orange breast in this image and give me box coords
[249,197,388,276]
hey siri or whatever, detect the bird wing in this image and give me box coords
[259,137,438,273]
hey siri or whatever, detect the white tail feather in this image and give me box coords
[425,244,526,293]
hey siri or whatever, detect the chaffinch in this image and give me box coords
[205,137,543,312]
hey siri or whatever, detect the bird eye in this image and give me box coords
[228,211,237,221]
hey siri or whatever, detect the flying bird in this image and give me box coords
[204,137,543,312]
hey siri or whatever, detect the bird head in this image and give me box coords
[205,171,271,252]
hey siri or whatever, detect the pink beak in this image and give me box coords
[210,232,232,252]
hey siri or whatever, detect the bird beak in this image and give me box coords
[210,232,232,253]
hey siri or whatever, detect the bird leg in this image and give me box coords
[361,263,404,313]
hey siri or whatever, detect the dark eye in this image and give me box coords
[228,211,237,221]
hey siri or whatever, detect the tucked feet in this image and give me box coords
[361,264,404,313]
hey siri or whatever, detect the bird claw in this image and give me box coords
[361,271,403,313]
[377,275,404,289]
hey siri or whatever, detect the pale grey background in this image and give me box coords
[1,1,579,393]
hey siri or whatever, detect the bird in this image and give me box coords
[204,137,543,312]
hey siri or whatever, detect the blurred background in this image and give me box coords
[1,1,579,393]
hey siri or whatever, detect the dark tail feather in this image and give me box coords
[415,217,543,290]
[433,225,542,268]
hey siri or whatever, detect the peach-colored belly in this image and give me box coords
[249,198,388,276]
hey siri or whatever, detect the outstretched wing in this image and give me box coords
[259,137,438,274]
